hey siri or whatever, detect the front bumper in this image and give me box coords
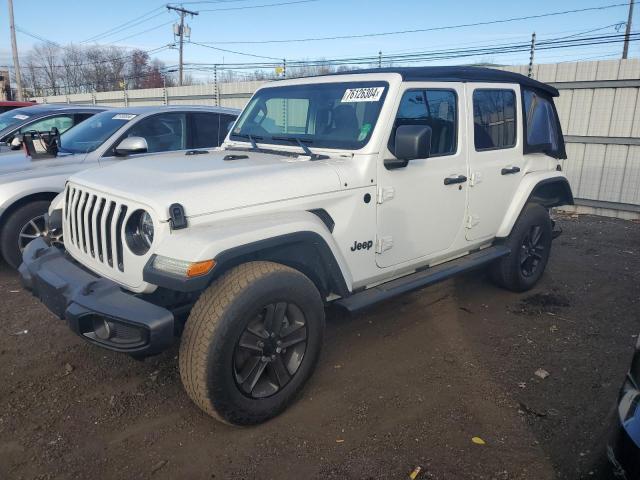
[19,238,174,356]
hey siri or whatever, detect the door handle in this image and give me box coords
[501,166,521,175]
[443,174,467,185]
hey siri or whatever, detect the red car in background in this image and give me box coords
[0,101,36,113]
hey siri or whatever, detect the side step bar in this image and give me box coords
[335,245,510,313]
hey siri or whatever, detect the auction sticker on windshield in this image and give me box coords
[341,87,385,103]
[112,114,137,120]
[13,114,29,120]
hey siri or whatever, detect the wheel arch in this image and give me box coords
[496,175,574,238]
[0,191,59,232]
[210,232,350,299]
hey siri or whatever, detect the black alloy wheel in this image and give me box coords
[520,224,547,277]
[233,302,308,399]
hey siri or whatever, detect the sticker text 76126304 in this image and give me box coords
[341,87,385,103]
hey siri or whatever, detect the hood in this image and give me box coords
[70,149,343,219]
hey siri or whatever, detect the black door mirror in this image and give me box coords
[385,125,432,170]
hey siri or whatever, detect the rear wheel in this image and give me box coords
[490,203,552,292]
[179,261,325,425]
[0,200,52,269]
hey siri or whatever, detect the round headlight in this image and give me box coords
[140,211,154,246]
[125,210,154,255]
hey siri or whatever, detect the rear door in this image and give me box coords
[190,112,221,148]
[465,84,524,242]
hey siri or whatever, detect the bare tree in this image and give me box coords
[32,43,61,95]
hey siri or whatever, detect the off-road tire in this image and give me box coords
[1,200,50,269]
[490,203,553,292]
[179,261,325,425]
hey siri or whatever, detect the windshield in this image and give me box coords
[59,111,136,154]
[0,109,30,131]
[230,81,388,150]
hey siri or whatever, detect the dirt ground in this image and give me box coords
[1,213,639,480]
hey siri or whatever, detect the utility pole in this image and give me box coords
[378,51,382,69]
[528,32,536,78]
[623,0,635,59]
[7,0,23,100]
[167,5,198,86]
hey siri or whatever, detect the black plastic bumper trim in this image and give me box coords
[19,238,174,356]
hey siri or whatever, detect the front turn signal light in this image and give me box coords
[152,256,216,278]
[186,259,216,277]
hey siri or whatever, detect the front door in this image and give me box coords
[465,84,524,241]
[376,84,468,268]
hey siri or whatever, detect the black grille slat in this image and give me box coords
[79,193,90,252]
[95,198,106,262]
[74,191,84,247]
[67,188,75,244]
[115,206,128,271]
[86,195,97,257]
[64,186,71,220]
[105,201,116,267]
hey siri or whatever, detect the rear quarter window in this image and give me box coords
[523,89,564,158]
[472,89,517,151]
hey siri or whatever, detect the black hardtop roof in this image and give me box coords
[327,66,559,97]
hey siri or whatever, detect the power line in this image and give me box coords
[81,7,167,43]
[196,2,630,44]
[199,0,319,12]
[181,32,640,71]
[188,41,284,60]
[5,33,171,69]
[107,20,176,44]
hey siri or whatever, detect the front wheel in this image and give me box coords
[179,261,325,425]
[490,203,553,292]
[0,200,52,269]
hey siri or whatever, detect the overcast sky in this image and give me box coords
[1,0,637,79]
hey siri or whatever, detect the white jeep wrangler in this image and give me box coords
[20,67,573,425]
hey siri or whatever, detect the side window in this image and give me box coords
[473,89,516,151]
[125,113,187,154]
[20,115,74,134]
[74,113,94,124]
[390,89,457,157]
[191,113,220,148]
[523,89,559,154]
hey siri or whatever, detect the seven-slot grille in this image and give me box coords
[64,185,129,272]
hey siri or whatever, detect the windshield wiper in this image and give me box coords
[233,133,262,150]
[271,136,325,160]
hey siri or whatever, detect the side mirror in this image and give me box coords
[115,136,148,156]
[385,125,432,170]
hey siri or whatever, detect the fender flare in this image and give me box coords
[212,231,350,297]
[144,211,352,297]
[496,174,574,238]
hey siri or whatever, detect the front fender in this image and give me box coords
[0,177,67,222]
[148,210,353,295]
[496,172,573,238]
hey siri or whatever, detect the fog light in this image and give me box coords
[93,317,112,340]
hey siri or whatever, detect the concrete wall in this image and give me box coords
[32,59,640,217]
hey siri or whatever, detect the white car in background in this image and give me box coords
[0,105,239,267]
